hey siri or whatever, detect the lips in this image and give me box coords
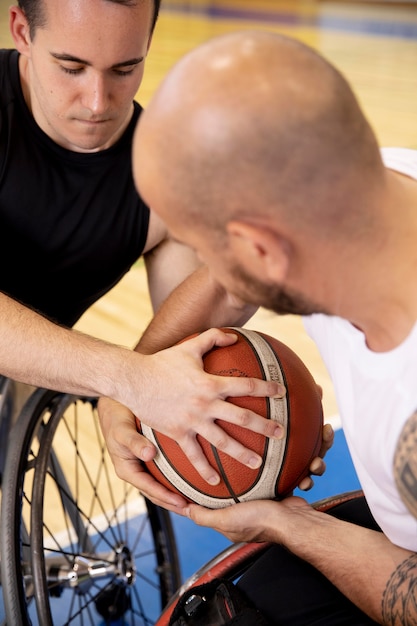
[77,118,110,124]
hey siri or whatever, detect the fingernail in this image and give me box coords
[248,456,262,469]
[310,458,321,472]
[273,384,286,398]
[140,446,155,462]
[273,425,285,439]
[324,425,334,440]
[299,479,313,491]
[207,474,220,485]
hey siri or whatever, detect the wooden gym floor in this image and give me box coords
[77,0,416,425]
[1,0,415,423]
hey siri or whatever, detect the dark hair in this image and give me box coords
[18,0,161,39]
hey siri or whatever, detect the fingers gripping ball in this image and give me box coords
[138,328,323,509]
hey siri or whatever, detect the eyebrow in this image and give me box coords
[50,52,144,69]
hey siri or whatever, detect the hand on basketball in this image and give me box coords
[184,496,313,544]
[297,422,334,491]
[135,328,286,487]
[97,397,189,511]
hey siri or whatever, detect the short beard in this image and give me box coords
[230,264,328,317]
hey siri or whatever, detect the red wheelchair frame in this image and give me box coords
[156,489,364,625]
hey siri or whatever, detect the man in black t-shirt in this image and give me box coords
[2,0,320,511]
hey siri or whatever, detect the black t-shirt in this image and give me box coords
[0,49,150,326]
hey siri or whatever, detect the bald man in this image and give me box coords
[133,31,417,625]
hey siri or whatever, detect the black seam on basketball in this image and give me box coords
[149,329,298,503]
[270,348,322,497]
[210,329,283,500]
[151,433,206,497]
[211,444,241,503]
[151,432,230,502]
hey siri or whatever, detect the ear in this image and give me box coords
[227,220,291,284]
[9,6,31,55]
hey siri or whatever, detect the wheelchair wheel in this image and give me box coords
[0,376,15,483]
[1,388,182,625]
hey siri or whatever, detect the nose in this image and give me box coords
[81,73,110,115]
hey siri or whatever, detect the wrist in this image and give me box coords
[106,348,151,417]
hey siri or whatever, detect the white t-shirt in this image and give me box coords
[304,147,417,551]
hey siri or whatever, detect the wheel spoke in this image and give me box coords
[1,389,181,625]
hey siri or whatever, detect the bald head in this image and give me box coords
[134,31,384,240]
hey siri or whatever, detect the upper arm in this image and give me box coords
[394,410,417,518]
[143,211,202,313]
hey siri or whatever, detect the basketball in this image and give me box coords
[138,327,323,508]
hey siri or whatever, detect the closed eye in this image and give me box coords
[61,66,83,75]
[60,65,138,77]
[113,67,136,76]
[52,52,144,77]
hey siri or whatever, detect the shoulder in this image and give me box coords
[131,103,168,253]
[0,49,19,103]
[380,147,417,180]
[131,100,144,128]
[142,210,169,254]
[303,313,353,344]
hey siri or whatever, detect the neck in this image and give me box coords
[345,169,417,352]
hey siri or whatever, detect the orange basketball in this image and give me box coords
[138,327,323,508]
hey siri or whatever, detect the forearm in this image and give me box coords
[0,292,139,399]
[278,505,414,625]
[137,265,257,354]
[189,496,417,625]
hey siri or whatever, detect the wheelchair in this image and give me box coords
[0,377,182,625]
[154,490,365,626]
[0,375,364,626]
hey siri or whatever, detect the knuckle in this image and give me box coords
[203,377,219,395]
[237,409,252,428]
[265,420,280,436]
[245,377,257,394]
[114,465,127,481]
[186,452,200,466]
[187,385,224,418]
[213,435,228,451]
[181,440,201,465]
[126,433,141,451]
[188,396,208,416]
[236,450,251,465]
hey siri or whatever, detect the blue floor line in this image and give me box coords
[163,2,417,40]
[0,428,358,623]
[172,427,360,582]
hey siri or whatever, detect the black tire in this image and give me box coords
[0,376,16,484]
[1,388,181,625]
